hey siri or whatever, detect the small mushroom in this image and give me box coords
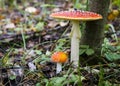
[50,10,102,66]
[51,51,68,74]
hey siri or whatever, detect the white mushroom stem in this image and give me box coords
[56,63,62,74]
[70,21,81,67]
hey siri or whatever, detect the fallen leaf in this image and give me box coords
[0,14,5,20]
[59,21,69,27]
[25,6,40,14]
[48,21,59,28]
[4,23,16,29]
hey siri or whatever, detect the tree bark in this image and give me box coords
[80,0,110,65]
[81,0,110,53]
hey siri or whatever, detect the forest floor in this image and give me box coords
[0,0,120,86]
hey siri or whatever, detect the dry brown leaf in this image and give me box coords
[25,7,40,15]
[4,23,16,29]
[48,21,59,28]
[0,15,5,20]
[59,21,69,27]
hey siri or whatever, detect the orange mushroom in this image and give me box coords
[50,10,102,66]
[51,51,68,74]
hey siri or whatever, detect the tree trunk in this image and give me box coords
[80,0,110,65]
[81,0,110,52]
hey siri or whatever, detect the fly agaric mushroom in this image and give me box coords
[51,51,68,74]
[50,10,102,66]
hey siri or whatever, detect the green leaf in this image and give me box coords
[113,0,120,8]
[36,83,41,86]
[50,77,66,86]
[85,49,94,55]
[63,74,85,85]
[14,28,22,32]
[41,4,56,7]
[79,49,86,55]
[80,45,89,49]
[35,22,44,31]
[104,81,112,86]
[35,50,42,55]
[107,45,117,52]
[2,48,13,66]
[55,38,67,51]
[69,74,79,82]
[116,46,120,50]
[9,75,16,80]
[105,52,120,61]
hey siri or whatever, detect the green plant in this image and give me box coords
[21,26,26,50]
[101,38,120,61]
[39,68,85,86]
[33,50,51,64]
[112,0,120,8]
[98,63,104,86]
[54,38,69,51]
[0,0,5,9]
[79,45,95,56]
[1,48,14,66]
[73,0,87,10]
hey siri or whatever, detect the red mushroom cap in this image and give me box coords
[50,10,103,21]
[51,51,68,63]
